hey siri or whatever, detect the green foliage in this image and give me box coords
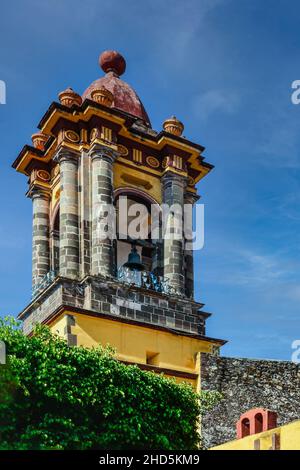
[0,317,221,450]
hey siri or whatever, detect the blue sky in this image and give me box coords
[1,0,300,360]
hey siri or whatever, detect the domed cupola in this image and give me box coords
[82,50,151,127]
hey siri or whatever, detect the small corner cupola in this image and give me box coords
[82,50,151,127]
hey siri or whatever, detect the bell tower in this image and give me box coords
[13,50,225,387]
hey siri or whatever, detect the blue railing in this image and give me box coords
[32,270,56,299]
[117,267,174,294]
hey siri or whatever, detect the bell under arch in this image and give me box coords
[114,187,162,282]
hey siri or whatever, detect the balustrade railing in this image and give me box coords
[32,270,56,299]
[117,267,174,295]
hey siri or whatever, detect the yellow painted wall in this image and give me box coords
[113,162,162,203]
[50,312,216,387]
[211,420,300,450]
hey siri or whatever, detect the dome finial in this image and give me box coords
[99,50,126,76]
[163,116,184,136]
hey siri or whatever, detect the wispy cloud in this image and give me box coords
[193,89,240,120]
[201,238,300,290]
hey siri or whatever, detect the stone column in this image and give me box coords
[162,171,187,295]
[90,144,116,277]
[184,191,200,299]
[78,150,92,278]
[56,149,80,279]
[31,189,50,290]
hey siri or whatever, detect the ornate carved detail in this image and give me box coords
[188,176,195,186]
[80,129,88,145]
[54,165,60,177]
[91,86,114,107]
[54,188,61,200]
[162,155,185,172]
[163,116,184,137]
[65,130,80,143]
[146,156,160,168]
[37,170,51,182]
[89,143,117,162]
[173,155,183,170]
[31,133,48,151]
[58,87,82,107]
[133,148,142,163]
[117,144,129,156]
[162,156,170,169]
[101,126,113,143]
[90,128,100,142]
[53,147,79,164]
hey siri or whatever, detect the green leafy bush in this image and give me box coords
[0,317,220,450]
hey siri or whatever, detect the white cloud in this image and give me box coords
[193,89,240,120]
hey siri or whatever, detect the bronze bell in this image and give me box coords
[123,245,145,272]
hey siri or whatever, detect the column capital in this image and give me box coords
[54,146,80,164]
[89,143,118,163]
[28,186,51,201]
[161,170,188,188]
[184,191,200,205]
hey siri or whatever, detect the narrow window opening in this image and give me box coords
[146,351,159,366]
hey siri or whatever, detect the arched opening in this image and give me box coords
[254,413,263,434]
[241,418,250,438]
[114,189,162,289]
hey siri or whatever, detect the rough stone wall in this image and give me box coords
[200,353,300,448]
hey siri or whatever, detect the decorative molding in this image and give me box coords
[58,88,82,107]
[162,156,169,169]
[90,87,113,107]
[163,116,184,136]
[36,169,51,182]
[117,144,129,156]
[146,156,160,168]
[65,130,80,143]
[120,172,152,190]
[89,142,118,162]
[133,148,142,163]
[31,133,48,151]
[173,155,183,170]
[53,164,60,177]
[101,126,113,142]
[188,175,195,186]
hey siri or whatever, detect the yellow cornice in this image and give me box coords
[15,104,212,185]
[40,104,125,136]
[40,104,202,158]
[15,139,57,175]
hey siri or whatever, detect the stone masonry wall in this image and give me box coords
[21,277,208,337]
[200,353,300,448]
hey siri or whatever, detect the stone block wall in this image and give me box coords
[200,353,300,448]
[21,276,208,337]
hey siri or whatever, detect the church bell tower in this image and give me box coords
[13,50,225,387]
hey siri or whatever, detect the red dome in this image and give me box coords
[82,50,151,127]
